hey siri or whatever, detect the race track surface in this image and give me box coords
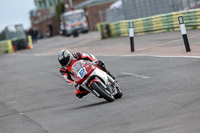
[0,32,200,133]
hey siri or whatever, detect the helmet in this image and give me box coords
[57,50,71,66]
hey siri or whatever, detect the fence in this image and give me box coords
[99,9,200,38]
[106,7,125,23]
[122,0,173,20]
[106,0,200,23]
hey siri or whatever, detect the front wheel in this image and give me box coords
[114,87,123,99]
[91,82,114,102]
[73,32,79,37]
[66,33,71,37]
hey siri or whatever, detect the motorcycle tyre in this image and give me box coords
[114,87,123,99]
[73,32,79,37]
[91,82,114,102]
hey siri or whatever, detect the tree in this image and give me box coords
[55,2,65,24]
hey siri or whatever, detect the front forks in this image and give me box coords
[104,76,119,96]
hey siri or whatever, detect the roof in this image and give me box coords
[63,9,84,16]
[74,0,117,9]
[110,0,122,9]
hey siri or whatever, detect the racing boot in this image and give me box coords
[75,87,89,98]
[97,60,116,80]
[107,71,116,80]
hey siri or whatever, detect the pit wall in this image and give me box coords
[98,9,200,39]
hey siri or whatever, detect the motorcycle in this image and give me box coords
[71,60,123,102]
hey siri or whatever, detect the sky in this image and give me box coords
[0,0,36,32]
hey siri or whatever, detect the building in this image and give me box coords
[74,0,117,31]
[30,0,62,37]
[30,0,117,36]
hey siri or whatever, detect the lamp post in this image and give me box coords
[69,0,73,8]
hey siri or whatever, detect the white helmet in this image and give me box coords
[57,50,71,66]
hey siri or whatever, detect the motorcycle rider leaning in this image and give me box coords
[57,49,115,98]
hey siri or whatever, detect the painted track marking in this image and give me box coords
[122,72,150,79]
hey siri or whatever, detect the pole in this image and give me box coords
[69,0,73,8]
[129,22,135,52]
[178,16,191,52]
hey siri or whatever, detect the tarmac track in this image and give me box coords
[0,32,200,133]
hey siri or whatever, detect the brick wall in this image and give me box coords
[30,8,50,26]
[85,2,114,31]
[72,0,84,7]
[32,15,59,37]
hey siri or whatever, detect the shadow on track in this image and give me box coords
[70,101,109,110]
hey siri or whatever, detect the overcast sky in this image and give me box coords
[0,0,36,32]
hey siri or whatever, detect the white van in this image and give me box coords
[60,9,88,37]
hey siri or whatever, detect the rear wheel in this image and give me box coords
[91,82,114,102]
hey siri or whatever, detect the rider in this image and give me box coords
[57,49,115,98]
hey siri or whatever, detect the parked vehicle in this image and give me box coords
[0,24,28,51]
[60,9,88,37]
[71,60,123,102]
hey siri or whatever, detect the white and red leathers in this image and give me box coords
[59,52,115,98]
[59,52,97,98]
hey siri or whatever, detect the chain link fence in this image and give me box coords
[105,0,200,23]
[106,7,125,22]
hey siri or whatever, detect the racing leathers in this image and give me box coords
[59,52,115,98]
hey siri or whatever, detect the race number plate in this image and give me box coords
[77,67,87,79]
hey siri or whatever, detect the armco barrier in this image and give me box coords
[98,9,200,39]
[0,40,14,53]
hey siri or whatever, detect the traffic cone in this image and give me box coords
[27,36,33,49]
[27,41,31,49]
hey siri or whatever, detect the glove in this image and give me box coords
[92,60,98,66]
[72,82,77,88]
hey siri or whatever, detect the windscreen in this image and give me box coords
[72,61,83,75]
[65,13,84,22]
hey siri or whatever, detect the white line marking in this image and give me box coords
[96,54,200,59]
[12,53,200,59]
[122,72,150,79]
[9,101,17,104]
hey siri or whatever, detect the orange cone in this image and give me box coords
[27,41,31,49]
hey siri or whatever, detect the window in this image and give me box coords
[54,0,58,4]
[39,0,47,8]
[49,0,53,6]
[66,13,84,22]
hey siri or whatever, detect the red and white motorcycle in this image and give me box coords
[71,60,123,102]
